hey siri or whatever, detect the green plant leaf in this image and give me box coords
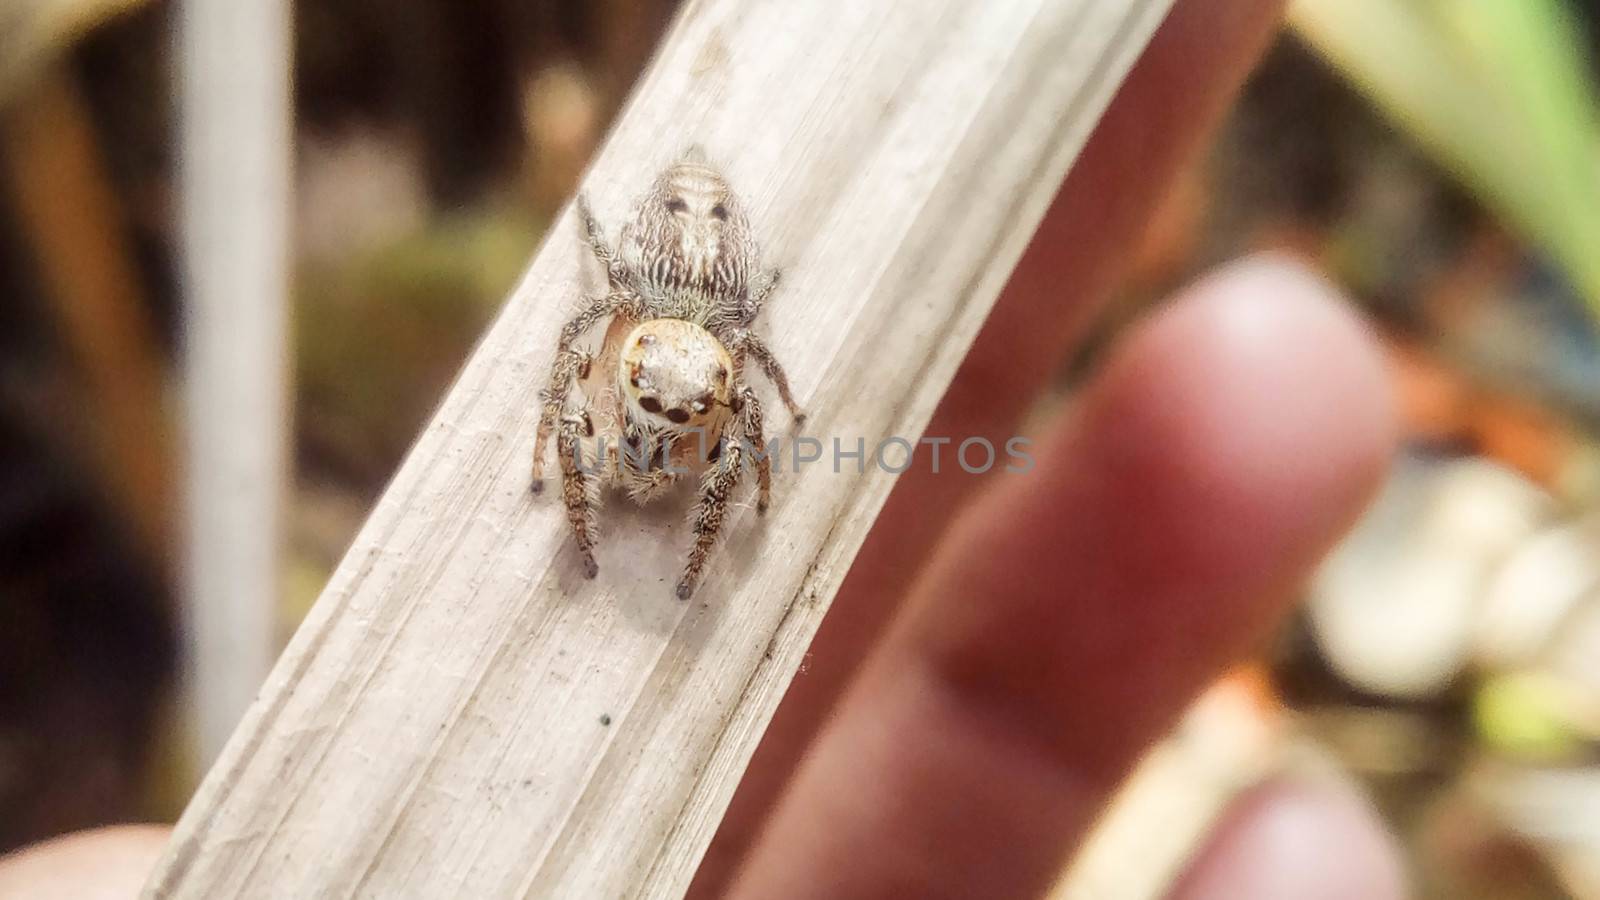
[1291,0,1600,317]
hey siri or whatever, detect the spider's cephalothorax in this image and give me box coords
[613,318,733,503]
[531,151,804,600]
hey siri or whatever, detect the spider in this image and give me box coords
[531,150,804,600]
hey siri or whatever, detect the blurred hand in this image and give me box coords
[0,826,168,899]
[699,255,1404,899]
[694,1,1408,898]
[0,2,1407,899]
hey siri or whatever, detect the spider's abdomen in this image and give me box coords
[625,161,756,324]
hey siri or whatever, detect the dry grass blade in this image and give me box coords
[146,0,1174,896]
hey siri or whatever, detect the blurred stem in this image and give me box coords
[179,0,291,772]
[0,66,174,575]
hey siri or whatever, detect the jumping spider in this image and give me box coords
[531,150,804,600]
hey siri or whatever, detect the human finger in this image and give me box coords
[727,258,1395,898]
[693,4,1289,889]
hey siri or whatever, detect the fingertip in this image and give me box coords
[0,825,172,899]
[1171,777,1408,900]
[1084,252,1397,581]
[906,253,1398,780]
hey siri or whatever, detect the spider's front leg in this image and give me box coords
[732,329,805,426]
[676,385,770,600]
[556,407,602,578]
[739,387,773,513]
[531,348,591,489]
[531,289,636,491]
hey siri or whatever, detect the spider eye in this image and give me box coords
[628,364,645,389]
[638,396,663,414]
[665,408,691,425]
[690,393,714,415]
[710,204,729,221]
[665,197,688,214]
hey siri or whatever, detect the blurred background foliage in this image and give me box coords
[1294,0,1600,320]
[3,0,1600,896]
